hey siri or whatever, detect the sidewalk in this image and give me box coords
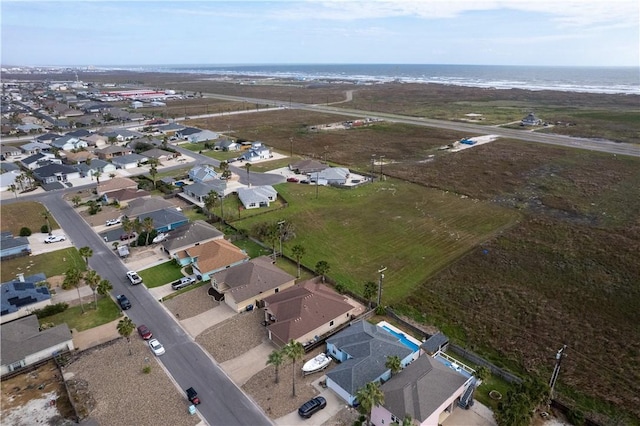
[72,318,121,351]
[51,284,93,304]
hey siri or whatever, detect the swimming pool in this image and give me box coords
[381,325,420,352]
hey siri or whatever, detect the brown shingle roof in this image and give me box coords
[97,177,138,195]
[185,239,248,274]
[214,256,295,302]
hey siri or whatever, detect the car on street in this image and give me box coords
[137,325,153,340]
[126,271,142,285]
[287,177,299,183]
[120,233,136,241]
[149,338,165,356]
[105,218,121,226]
[116,294,131,310]
[172,276,196,290]
[44,235,66,244]
[298,396,326,419]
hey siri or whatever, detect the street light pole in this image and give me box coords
[289,137,293,158]
[277,220,285,260]
[377,266,387,306]
[379,155,385,180]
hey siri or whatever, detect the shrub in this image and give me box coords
[19,227,32,236]
[41,225,50,234]
[566,409,585,426]
[375,305,387,315]
[33,302,69,318]
[335,283,345,293]
[142,365,152,374]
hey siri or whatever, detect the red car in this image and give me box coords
[137,325,153,340]
[287,177,299,183]
[120,233,135,241]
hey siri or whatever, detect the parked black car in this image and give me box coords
[116,294,131,310]
[298,396,326,419]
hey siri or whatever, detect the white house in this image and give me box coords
[237,185,278,209]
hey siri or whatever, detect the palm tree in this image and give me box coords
[266,349,284,384]
[97,279,113,298]
[78,246,93,267]
[142,216,154,246]
[117,317,136,355]
[315,260,330,283]
[291,245,306,278]
[41,209,52,235]
[355,381,385,426]
[148,158,159,189]
[385,355,402,377]
[9,184,17,199]
[71,195,82,207]
[84,269,100,309]
[121,216,133,235]
[62,267,85,313]
[282,339,305,397]
[219,161,232,180]
[94,168,102,184]
[203,190,218,220]
[244,162,252,187]
[363,281,377,309]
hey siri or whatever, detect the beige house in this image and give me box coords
[97,177,138,197]
[211,256,296,313]
[262,278,365,347]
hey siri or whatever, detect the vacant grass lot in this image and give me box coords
[1,248,86,282]
[233,179,520,303]
[138,261,184,288]
[1,201,60,235]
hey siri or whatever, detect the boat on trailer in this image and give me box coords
[302,353,332,375]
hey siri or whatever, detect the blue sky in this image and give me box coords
[1,0,638,67]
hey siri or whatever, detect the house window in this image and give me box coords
[391,415,398,423]
[274,288,279,293]
[10,360,24,372]
[330,320,334,326]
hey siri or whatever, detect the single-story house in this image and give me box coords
[214,139,240,151]
[161,220,224,258]
[316,167,350,186]
[239,143,271,162]
[325,320,415,406]
[1,273,50,324]
[66,129,92,138]
[101,129,142,142]
[140,148,175,162]
[188,165,218,183]
[136,208,189,233]
[74,159,117,178]
[371,355,471,426]
[289,159,327,175]
[34,133,62,144]
[62,150,97,165]
[237,185,277,209]
[102,188,150,206]
[157,122,185,135]
[211,256,296,313]
[82,133,108,149]
[176,238,249,275]
[94,145,132,160]
[0,144,23,161]
[262,278,364,348]
[97,177,138,198]
[0,232,31,260]
[20,153,58,170]
[176,127,219,143]
[32,164,81,184]
[16,123,45,133]
[0,170,23,192]
[110,153,148,169]
[181,181,227,204]
[19,141,51,155]
[120,197,176,220]
[0,315,74,375]
[50,135,87,151]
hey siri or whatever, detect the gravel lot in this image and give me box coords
[195,309,267,363]
[163,284,218,319]
[64,338,200,426]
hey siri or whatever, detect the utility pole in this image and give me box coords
[549,344,567,402]
[289,137,293,158]
[277,220,285,259]
[379,155,385,180]
[377,266,387,306]
[316,171,319,199]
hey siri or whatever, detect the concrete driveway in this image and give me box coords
[274,375,349,426]
[220,341,274,385]
[28,232,73,255]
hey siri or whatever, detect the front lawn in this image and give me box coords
[138,261,185,288]
[1,248,86,282]
[40,296,122,332]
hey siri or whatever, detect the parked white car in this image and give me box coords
[44,235,66,244]
[105,218,121,226]
[126,271,142,285]
[149,339,165,356]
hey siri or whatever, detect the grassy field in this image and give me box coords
[40,296,122,332]
[1,201,60,235]
[1,248,86,282]
[233,179,520,303]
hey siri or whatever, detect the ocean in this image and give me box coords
[100,64,639,95]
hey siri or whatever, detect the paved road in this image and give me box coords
[39,192,272,426]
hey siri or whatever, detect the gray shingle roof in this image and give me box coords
[1,274,49,315]
[1,315,72,366]
[214,256,295,302]
[162,220,223,252]
[326,321,413,395]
